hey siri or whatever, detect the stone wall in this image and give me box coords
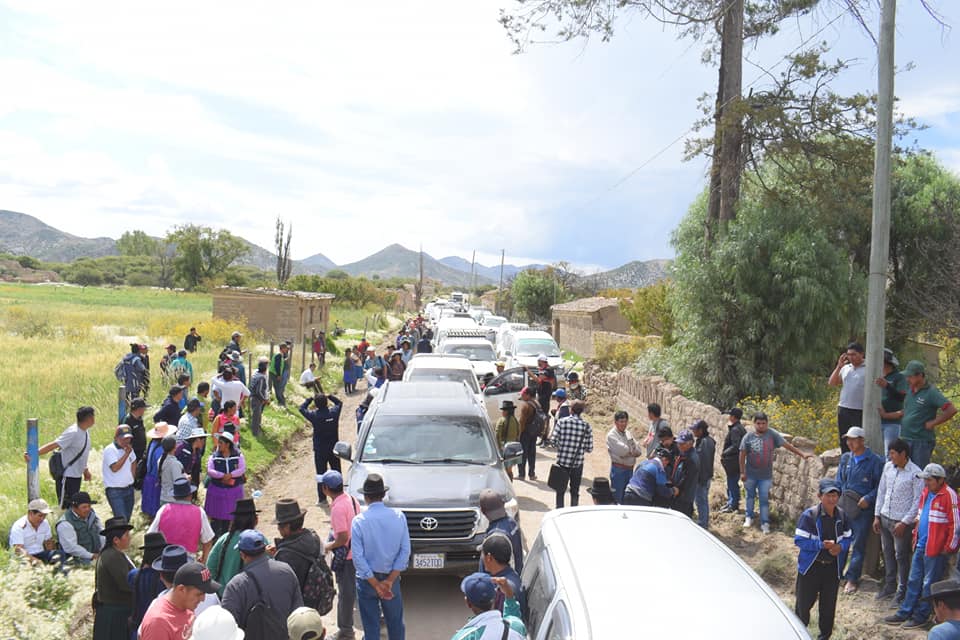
[555,313,596,358]
[584,362,839,521]
[212,288,333,342]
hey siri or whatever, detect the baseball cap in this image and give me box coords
[676,428,694,444]
[234,529,268,554]
[287,607,325,640]
[883,347,899,367]
[818,478,841,494]
[130,398,149,410]
[460,572,496,605]
[27,498,52,514]
[114,425,134,440]
[722,408,744,419]
[479,488,507,521]
[843,426,866,439]
[318,470,343,490]
[552,389,567,399]
[173,562,221,594]
[904,360,926,376]
[917,463,947,479]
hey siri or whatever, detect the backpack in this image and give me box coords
[114,359,125,382]
[49,433,89,483]
[281,534,336,615]
[244,569,288,638]
[525,404,545,438]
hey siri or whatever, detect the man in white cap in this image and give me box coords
[189,605,243,640]
[836,426,884,594]
[8,498,57,564]
[287,606,325,640]
[102,425,138,521]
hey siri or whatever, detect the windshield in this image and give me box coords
[484,317,506,328]
[516,339,561,358]
[361,415,495,463]
[442,344,496,362]
[406,369,481,393]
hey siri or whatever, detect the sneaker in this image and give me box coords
[718,504,733,514]
[743,517,754,528]
[760,523,770,534]
[901,618,929,630]
[883,614,908,625]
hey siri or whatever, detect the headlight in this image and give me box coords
[475,510,489,535]
[504,498,519,519]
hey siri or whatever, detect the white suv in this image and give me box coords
[402,354,482,400]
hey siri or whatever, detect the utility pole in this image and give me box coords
[470,250,476,297]
[497,249,505,316]
[862,0,897,455]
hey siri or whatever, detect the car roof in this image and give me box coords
[538,507,808,639]
[374,381,481,415]
[513,330,555,341]
[440,337,495,346]
[406,354,475,370]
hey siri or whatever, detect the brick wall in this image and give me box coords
[212,289,330,342]
[584,363,838,521]
[556,313,597,358]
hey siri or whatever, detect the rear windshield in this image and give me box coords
[361,415,495,462]
[442,344,496,362]
[406,369,481,393]
[516,339,561,358]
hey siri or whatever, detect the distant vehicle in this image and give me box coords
[402,353,482,400]
[522,507,811,639]
[450,291,468,309]
[438,337,498,384]
[334,380,522,575]
[503,330,563,375]
[480,315,507,328]
[434,317,480,348]
[494,322,529,357]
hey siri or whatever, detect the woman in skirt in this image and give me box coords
[204,432,247,537]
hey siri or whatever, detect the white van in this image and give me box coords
[402,353,482,400]
[523,507,811,639]
[434,316,479,348]
[503,330,562,373]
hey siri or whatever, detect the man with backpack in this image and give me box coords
[116,344,146,403]
[28,406,95,508]
[271,498,335,618]
[516,387,543,482]
[222,529,303,639]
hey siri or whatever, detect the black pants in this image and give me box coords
[795,561,840,640]
[518,432,537,479]
[313,439,341,502]
[554,465,583,509]
[58,476,82,509]
[672,499,694,517]
[622,489,653,506]
[837,407,862,453]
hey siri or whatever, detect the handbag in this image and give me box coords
[330,497,359,572]
[547,464,570,492]
[838,489,863,516]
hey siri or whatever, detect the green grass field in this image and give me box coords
[0,283,395,637]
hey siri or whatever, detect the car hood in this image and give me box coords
[347,462,514,507]
[470,361,497,377]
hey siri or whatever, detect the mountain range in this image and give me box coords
[0,209,669,288]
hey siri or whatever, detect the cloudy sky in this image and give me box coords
[0,1,956,271]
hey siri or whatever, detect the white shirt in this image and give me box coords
[101,443,137,488]
[9,515,52,554]
[876,459,924,524]
[454,610,524,640]
[299,368,316,385]
[55,424,91,477]
[213,379,250,407]
[838,362,867,410]
[147,502,217,546]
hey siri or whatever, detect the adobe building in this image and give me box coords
[212,287,335,342]
[550,296,630,358]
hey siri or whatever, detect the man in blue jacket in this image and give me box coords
[299,393,343,506]
[836,426,884,594]
[623,447,677,507]
[795,478,853,640]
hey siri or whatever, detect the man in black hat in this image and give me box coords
[587,477,616,505]
[271,499,324,592]
[926,579,960,638]
[55,491,103,566]
[719,408,746,513]
[93,516,135,640]
[350,474,410,640]
[129,532,168,634]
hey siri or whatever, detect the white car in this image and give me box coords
[434,316,479,348]
[438,337,498,384]
[494,322,529,358]
[503,329,563,374]
[402,353,483,401]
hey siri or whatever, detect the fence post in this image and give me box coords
[26,418,39,501]
[301,334,307,375]
[118,385,127,425]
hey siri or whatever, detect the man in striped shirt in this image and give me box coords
[551,401,593,509]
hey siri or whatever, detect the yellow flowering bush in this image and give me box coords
[741,394,839,453]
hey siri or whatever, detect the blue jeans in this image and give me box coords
[744,476,772,524]
[882,423,900,455]
[105,485,135,521]
[610,466,632,504]
[897,548,948,622]
[906,439,935,469]
[695,481,711,528]
[357,575,405,640]
[844,508,873,583]
[724,469,740,509]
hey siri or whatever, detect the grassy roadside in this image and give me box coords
[0,283,396,637]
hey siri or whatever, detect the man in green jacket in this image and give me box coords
[56,491,104,566]
[269,342,292,407]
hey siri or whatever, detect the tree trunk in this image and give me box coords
[718,0,745,232]
[706,60,724,247]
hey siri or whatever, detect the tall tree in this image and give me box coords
[116,230,159,257]
[275,217,293,288]
[166,225,248,289]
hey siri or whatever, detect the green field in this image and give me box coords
[0,283,394,637]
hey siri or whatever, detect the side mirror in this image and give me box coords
[503,441,523,466]
[333,441,353,461]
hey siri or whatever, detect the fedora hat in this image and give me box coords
[146,422,170,439]
[152,544,189,573]
[173,477,197,500]
[140,531,168,550]
[586,477,615,504]
[102,516,134,537]
[272,498,307,525]
[361,473,388,495]
[230,498,260,517]
[499,400,515,411]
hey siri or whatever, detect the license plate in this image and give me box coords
[413,553,445,569]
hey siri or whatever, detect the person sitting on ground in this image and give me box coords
[451,572,525,640]
[300,362,321,393]
[479,489,522,573]
[92,516,136,640]
[926,579,960,640]
[56,491,104,566]
[9,498,58,565]
[587,477,616,506]
[149,477,216,563]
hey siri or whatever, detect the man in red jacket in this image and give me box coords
[885,463,960,630]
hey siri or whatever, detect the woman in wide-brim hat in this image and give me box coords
[129,532,168,634]
[587,477,616,505]
[206,498,260,598]
[140,422,170,519]
[204,433,247,538]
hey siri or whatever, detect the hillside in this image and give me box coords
[300,252,337,272]
[340,244,493,287]
[0,210,118,261]
[588,259,671,289]
[438,256,544,281]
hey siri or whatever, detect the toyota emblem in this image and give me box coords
[419,516,439,531]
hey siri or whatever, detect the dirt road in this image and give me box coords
[253,377,612,639]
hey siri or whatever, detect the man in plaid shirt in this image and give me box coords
[552,400,593,509]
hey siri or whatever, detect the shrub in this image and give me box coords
[740,393,839,453]
[2,306,55,339]
[25,569,75,612]
[595,336,661,371]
